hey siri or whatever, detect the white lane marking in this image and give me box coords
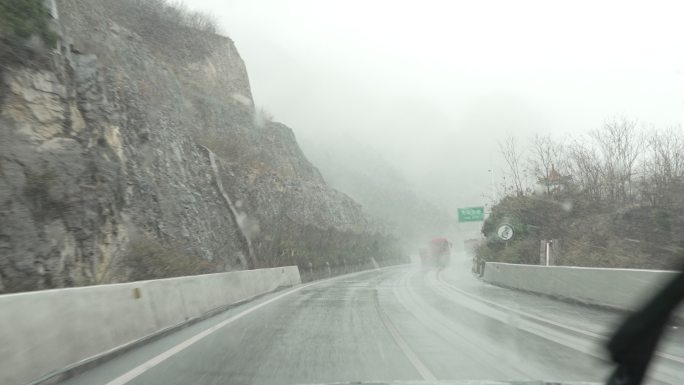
[394,270,532,380]
[435,271,684,384]
[105,284,309,385]
[437,271,684,365]
[379,308,438,382]
[105,267,401,385]
[375,272,438,382]
[438,272,603,338]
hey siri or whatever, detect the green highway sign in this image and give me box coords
[457,206,485,222]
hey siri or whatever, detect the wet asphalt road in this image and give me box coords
[61,258,684,385]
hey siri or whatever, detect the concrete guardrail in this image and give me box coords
[0,266,301,385]
[483,262,680,315]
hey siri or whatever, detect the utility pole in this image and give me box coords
[488,169,497,202]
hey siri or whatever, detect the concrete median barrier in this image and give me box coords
[0,266,300,385]
[483,262,681,315]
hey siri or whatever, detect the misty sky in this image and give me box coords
[188,0,684,212]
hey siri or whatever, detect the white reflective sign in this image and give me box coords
[497,224,514,241]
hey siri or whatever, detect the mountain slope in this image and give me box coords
[299,133,454,250]
[0,0,401,292]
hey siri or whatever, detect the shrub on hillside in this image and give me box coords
[0,0,58,47]
[118,236,221,281]
[477,191,684,269]
[253,219,406,281]
[483,123,684,269]
[104,0,219,59]
[0,0,58,67]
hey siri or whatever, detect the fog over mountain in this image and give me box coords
[188,0,684,233]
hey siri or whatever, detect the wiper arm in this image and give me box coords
[606,263,684,385]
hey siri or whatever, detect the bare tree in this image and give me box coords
[528,134,568,194]
[498,120,680,210]
[641,126,684,207]
[499,136,525,196]
[567,141,603,200]
[588,119,643,203]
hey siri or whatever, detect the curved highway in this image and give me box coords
[60,257,684,385]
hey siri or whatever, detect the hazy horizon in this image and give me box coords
[187,0,684,216]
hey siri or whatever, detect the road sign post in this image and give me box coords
[497,223,514,249]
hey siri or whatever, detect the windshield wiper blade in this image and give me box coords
[606,262,684,385]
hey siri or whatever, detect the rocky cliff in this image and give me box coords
[0,0,401,292]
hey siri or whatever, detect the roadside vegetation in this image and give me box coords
[0,0,58,48]
[0,0,57,75]
[477,120,684,269]
[116,236,222,282]
[254,220,406,282]
[103,0,220,60]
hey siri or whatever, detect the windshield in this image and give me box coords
[1,1,683,385]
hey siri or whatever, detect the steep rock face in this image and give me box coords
[0,0,384,292]
[0,61,128,290]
